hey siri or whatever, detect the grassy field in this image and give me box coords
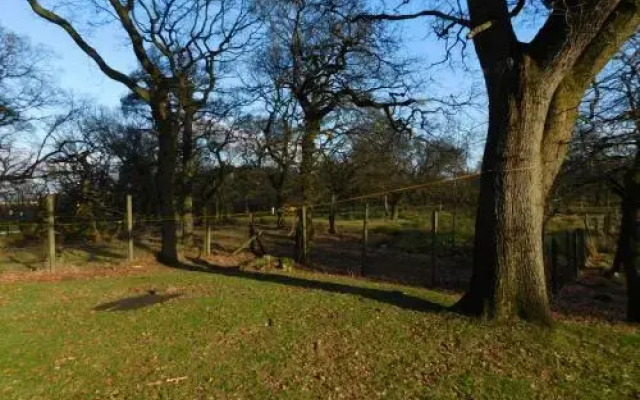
[0,264,638,399]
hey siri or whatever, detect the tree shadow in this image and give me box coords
[179,257,450,314]
[93,292,182,312]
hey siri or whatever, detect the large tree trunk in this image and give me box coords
[154,107,179,264]
[295,117,320,263]
[456,0,637,324]
[299,117,320,203]
[181,111,195,247]
[456,56,553,324]
[618,151,640,322]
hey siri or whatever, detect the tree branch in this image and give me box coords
[26,0,149,101]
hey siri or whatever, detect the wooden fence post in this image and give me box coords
[301,205,308,263]
[431,210,439,285]
[361,202,369,276]
[47,194,56,271]
[127,194,133,263]
[551,236,558,294]
[565,230,572,278]
[575,228,585,271]
[204,209,211,257]
[384,194,389,220]
[451,212,456,248]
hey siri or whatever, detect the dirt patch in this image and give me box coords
[552,269,628,322]
[0,259,163,284]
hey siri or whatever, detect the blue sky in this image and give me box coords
[1,0,491,166]
[1,1,481,109]
[1,1,137,108]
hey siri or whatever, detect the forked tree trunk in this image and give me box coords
[456,0,637,324]
[155,108,179,264]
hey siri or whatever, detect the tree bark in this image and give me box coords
[456,54,553,324]
[455,0,638,324]
[154,105,179,264]
[276,192,285,228]
[299,117,320,203]
[618,149,640,322]
[328,193,337,234]
[295,117,320,262]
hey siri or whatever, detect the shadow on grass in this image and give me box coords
[93,293,182,312]
[175,257,449,314]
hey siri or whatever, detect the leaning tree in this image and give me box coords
[359,0,639,323]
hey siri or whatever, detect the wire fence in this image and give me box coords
[0,177,621,293]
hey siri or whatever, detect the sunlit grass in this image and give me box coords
[0,267,638,399]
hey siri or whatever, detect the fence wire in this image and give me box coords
[0,175,621,293]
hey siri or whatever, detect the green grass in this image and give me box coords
[0,266,638,399]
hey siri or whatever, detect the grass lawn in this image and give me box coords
[0,265,638,399]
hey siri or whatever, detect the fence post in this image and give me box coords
[431,210,439,285]
[204,208,211,257]
[451,212,456,248]
[551,236,558,294]
[575,228,585,271]
[565,230,572,273]
[301,205,307,263]
[47,194,56,271]
[361,202,369,276]
[127,194,133,263]
[384,194,389,220]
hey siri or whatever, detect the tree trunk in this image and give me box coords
[155,108,178,264]
[181,111,195,247]
[300,117,320,203]
[389,193,402,222]
[456,56,553,324]
[605,206,625,278]
[275,190,285,228]
[295,117,320,262]
[274,171,288,228]
[456,0,639,324]
[328,193,337,234]
[618,148,640,322]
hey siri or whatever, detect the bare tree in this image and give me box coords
[254,0,417,262]
[0,25,71,183]
[27,0,257,263]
